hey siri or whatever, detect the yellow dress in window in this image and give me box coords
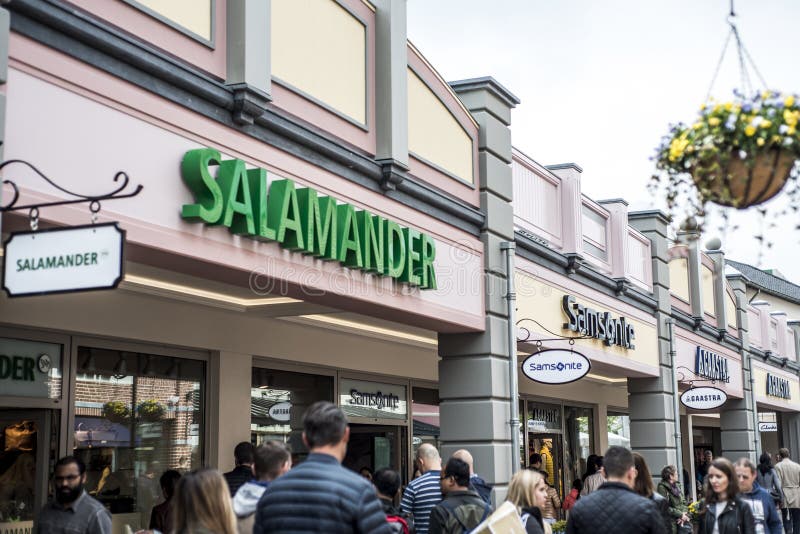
[540,444,555,485]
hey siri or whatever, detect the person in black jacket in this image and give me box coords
[695,457,755,534]
[253,401,392,534]
[453,449,493,504]
[223,441,255,497]
[566,446,666,534]
[633,452,672,534]
[374,468,415,534]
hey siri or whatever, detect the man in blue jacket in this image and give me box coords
[736,458,783,534]
[254,401,392,534]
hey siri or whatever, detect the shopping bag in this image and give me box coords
[470,501,526,534]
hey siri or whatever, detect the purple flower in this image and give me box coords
[742,102,753,113]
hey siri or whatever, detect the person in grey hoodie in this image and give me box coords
[233,440,291,534]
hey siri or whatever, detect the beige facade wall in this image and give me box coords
[134,0,213,40]
[701,264,715,317]
[670,258,691,303]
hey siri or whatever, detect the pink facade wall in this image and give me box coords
[3,35,484,333]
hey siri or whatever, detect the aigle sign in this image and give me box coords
[180,149,437,289]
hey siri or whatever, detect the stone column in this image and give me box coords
[789,322,800,361]
[627,210,678,480]
[722,274,757,461]
[209,351,253,471]
[373,0,409,190]
[0,2,8,237]
[705,249,727,331]
[226,0,271,125]
[781,413,800,461]
[442,78,519,502]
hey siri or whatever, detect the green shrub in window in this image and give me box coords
[137,399,166,422]
[102,401,131,424]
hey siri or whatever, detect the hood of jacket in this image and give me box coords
[742,481,763,496]
[232,480,268,518]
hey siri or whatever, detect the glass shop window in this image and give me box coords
[564,405,594,493]
[607,412,631,449]
[73,347,205,529]
[250,368,334,464]
[412,387,440,461]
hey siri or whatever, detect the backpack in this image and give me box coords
[440,498,492,534]
[386,513,410,534]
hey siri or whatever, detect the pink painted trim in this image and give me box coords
[675,327,742,360]
[65,0,226,79]
[268,0,376,155]
[671,296,693,315]
[512,151,564,248]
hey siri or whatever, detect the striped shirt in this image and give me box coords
[401,470,442,534]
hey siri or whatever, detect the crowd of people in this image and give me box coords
[33,400,800,533]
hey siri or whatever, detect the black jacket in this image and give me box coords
[223,465,253,497]
[696,497,756,534]
[428,490,491,534]
[469,475,493,504]
[521,506,546,534]
[381,497,416,534]
[253,453,392,534]
[566,482,667,534]
[650,492,672,534]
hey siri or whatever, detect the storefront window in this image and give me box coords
[527,401,563,497]
[73,347,204,528]
[411,387,439,457]
[607,412,630,448]
[564,405,593,494]
[250,368,334,463]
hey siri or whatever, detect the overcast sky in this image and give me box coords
[408,0,800,281]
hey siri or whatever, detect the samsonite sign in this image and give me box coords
[680,387,728,410]
[3,223,124,297]
[521,349,591,385]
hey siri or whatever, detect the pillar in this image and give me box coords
[0,2,8,236]
[373,0,409,190]
[722,275,757,461]
[781,413,800,461]
[226,0,271,125]
[209,351,253,471]
[441,77,519,502]
[627,210,678,480]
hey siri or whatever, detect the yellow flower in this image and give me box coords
[669,137,690,161]
[692,122,703,130]
[713,104,722,113]
[773,135,783,143]
[757,138,765,146]
[700,103,707,111]
[761,120,772,129]
[786,95,796,108]
[785,109,799,127]
[762,90,771,100]
[789,126,797,136]
[724,102,733,111]
[745,125,757,136]
[708,117,721,126]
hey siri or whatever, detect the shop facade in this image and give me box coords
[0,1,517,531]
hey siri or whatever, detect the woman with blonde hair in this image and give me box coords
[506,469,552,534]
[172,468,238,534]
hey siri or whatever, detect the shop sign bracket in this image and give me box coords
[515,318,593,345]
[677,365,724,387]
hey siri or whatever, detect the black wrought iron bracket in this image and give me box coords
[676,365,724,387]
[516,317,593,346]
[0,159,143,226]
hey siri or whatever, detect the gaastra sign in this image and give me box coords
[181,149,436,289]
[680,386,728,410]
[562,295,635,349]
[695,347,730,383]
[767,374,791,400]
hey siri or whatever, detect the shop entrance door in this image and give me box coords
[344,424,408,484]
[0,409,53,533]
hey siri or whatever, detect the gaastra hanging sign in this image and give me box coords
[680,386,728,410]
[695,347,730,383]
[767,374,791,400]
[562,295,635,349]
[180,148,437,289]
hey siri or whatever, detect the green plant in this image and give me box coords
[136,399,166,422]
[552,519,567,533]
[102,401,131,424]
[651,90,800,227]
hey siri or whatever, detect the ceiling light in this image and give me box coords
[289,315,436,346]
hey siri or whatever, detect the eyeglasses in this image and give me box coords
[54,474,81,483]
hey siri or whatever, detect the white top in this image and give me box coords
[712,500,727,534]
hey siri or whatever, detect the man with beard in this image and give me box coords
[38,456,112,533]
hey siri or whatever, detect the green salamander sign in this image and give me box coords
[180,149,437,289]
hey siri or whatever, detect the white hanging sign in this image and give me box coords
[521,349,591,385]
[758,422,778,432]
[3,223,124,297]
[680,386,728,410]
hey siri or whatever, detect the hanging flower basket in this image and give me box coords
[653,91,800,214]
[102,401,132,424]
[136,399,166,422]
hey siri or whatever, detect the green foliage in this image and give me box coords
[102,401,131,424]
[136,399,166,422]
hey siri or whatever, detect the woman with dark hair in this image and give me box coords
[632,453,671,534]
[756,452,784,508]
[696,457,756,534]
[582,455,598,482]
[657,465,690,534]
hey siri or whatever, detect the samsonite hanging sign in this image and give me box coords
[680,386,728,410]
[521,349,591,385]
[2,223,124,297]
